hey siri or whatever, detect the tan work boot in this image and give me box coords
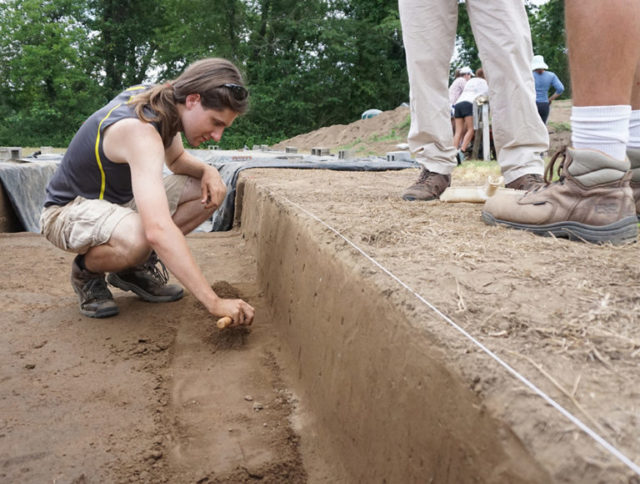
[505,173,544,191]
[71,255,119,318]
[482,147,637,245]
[628,147,640,219]
[402,168,451,201]
[107,252,184,302]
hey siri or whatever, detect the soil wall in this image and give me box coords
[238,177,551,483]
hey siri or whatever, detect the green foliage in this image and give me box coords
[87,0,166,97]
[452,0,568,95]
[0,0,567,149]
[0,0,104,146]
[528,0,569,97]
[452,4,479,78]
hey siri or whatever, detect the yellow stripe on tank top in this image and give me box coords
[94,103,122,199]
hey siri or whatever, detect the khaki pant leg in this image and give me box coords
[399,0,459,173]
[466,0,549,183]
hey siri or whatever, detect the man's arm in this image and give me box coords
[103,119,254,325]
[165,134,226,210]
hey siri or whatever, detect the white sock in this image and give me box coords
[628,110,640,149]
[571,105,630,160]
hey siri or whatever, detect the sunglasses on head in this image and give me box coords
[219,83,249,101]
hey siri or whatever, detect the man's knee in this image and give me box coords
[110,214,151,266]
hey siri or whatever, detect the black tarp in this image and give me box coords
[207,157,418,231]
[0,152,418,233]
[0,161,58,233]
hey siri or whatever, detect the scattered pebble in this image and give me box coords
[147,450,163,461]
[252,402,264,411]
[24,364,35,370]
[244,395,253,401]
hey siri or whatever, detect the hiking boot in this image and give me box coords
[628,147,640,220]
[107,252,184,302]
[481,147,638,245]
[402,168,451,201]
[71,255,119,318]
[505,173,545,191]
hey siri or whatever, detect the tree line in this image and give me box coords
[0,0,566,149]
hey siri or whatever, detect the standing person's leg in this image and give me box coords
[399,0,458,201]
[482,0,640,245]
[460,116,475,152]
[466,0,548,189]
[568,0,639,160]
[536,102,550,124]
[452,117,465,150]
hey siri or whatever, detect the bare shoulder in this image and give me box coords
[103,118,163,164]
[105,117,158,140]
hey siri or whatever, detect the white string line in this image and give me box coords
[283,196,640,477]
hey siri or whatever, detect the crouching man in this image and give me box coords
[40,58,254,327]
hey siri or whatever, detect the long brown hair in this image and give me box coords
[131,58,248,147]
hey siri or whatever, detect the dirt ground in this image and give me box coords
[4,98,639,482]
[0,233,309,483]
[239,166,640,483]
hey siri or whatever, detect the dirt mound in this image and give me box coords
[273,100,573,157]
[272,105,411,156]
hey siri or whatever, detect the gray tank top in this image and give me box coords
[45,85,161,206]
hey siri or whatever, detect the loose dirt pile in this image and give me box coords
[272,100,573,157]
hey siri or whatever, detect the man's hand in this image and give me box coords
[211,298,255,327]
[201,165,227,209]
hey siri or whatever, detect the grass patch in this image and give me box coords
[396,114,411,132]
[366,115,411,145]
[368,131,400,143]
[453,160,501,185]
[339,138,363,151]
[548,121,571,132]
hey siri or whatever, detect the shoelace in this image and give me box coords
[417,169,440,184]
[144,253,169,285]
[544,147,568,184]
[84,277,112,300]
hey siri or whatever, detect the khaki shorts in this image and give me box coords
[40,174,189,254]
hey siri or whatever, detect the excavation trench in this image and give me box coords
[236,173,551,484]
[0,171,545,483]
[2,167,634,483]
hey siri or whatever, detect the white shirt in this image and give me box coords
[456,77,489,105]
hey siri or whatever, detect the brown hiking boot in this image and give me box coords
[482,147,638,245]
[107,252,184,302]
[505,173,544,191]
[402,168,451,201]
[628,147,640,220]
[71,255,119,318]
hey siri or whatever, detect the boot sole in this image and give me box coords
[79,305,120,318]
[71,285,119,318]
[402,194,440,201]
[106,273,184,303]
[481,212,638,245]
